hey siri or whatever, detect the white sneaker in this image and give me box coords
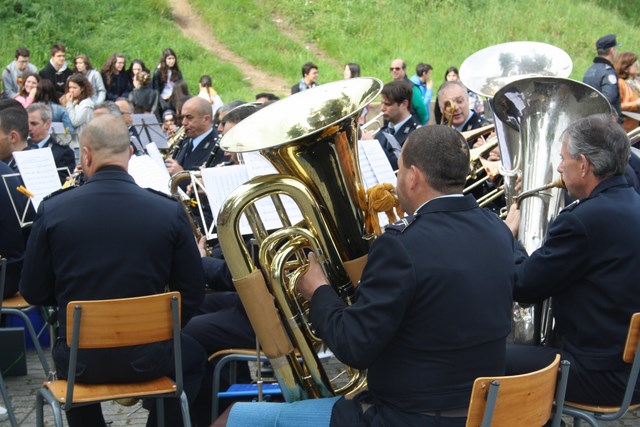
[0,405,8,421]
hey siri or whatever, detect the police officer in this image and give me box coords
[583,34,623,124]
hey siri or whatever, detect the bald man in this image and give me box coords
[165,96,222,175]
[20,114,206,427]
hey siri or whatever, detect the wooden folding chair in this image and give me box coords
[0,258,19,427]
[35,291,191,427]
[466,354,569,427]
[563,312,640,427]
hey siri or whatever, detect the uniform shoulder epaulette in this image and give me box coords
[43,186,74,201]
[384,215,417,234]
[145,187,176,200]
[561,198,581,212]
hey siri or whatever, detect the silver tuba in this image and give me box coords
[460,41,573,208]
[217,78,382,401]
[491,77,612,344]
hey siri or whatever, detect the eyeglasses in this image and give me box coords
[389,67,402,71]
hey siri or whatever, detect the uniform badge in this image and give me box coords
[608,74,617,85]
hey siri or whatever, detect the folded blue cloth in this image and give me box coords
[227,396,341,427]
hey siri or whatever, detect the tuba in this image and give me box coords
[217,78,382,401]
[491,77,612,344]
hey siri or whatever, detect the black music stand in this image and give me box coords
[132,114,168,149]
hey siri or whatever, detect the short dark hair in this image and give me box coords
[301,62,318,77]
[401,125,470,193]
[597,47,614,57]
[562,114,629,179]
[0,100,29,142]
[15,47,30,58]
[255,92,280,101]
[50,43,66,56]
[381,80,413,105]
[222,103,258,127]
[416,63,433,76]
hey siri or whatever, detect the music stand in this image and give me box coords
[2,172,34,228]
[132,114,168,149]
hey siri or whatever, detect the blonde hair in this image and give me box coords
[135,70,152,87]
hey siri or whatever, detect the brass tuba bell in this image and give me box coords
[217,78,382,401]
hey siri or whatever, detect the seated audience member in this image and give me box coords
[505,114,640,405]
[39,43,73,99]
[198,75,224,117]
[101,53,131,101]
[227,125,516,427]
[255,92,280,103]
[34,79,74,132]
[14,72,39,108]
[27,103,75,181]
[291,62,318,94]
[374,80,418,170]
[2,47,38,99]
[59,73,95,133]
[19,114,206,427]
[389,58,428,125]
[129,70,159,119]
[152,48,183,112]
[73,54,106,104]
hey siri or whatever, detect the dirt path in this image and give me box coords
[167,0,291,94]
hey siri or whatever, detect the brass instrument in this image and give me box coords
[169,170,213,256]
[442,99,456,127]
[360,112,384,136]
[629,127,640,147]
[61,171,84,189]
[165,126,187,159]
[492,77,611,345]
[217,77,382,401]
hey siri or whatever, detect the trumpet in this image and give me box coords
[360,112,384,135]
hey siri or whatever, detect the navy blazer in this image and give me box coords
[514,176,640,370]
[20,166,204,338]
[175,128,222,171]
[0,161,26,297]
[311,195,515,423]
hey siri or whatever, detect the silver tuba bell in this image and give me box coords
[217,78,381,401]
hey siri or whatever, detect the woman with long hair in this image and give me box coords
[343,63,367,123]
[73,54,106,104]
[197,75,223,116]
[60,73,95,132]
[615,51,640,133]
[101,53,131,101]
[128,58,149,88]
[34,79,74,131]
[169,79,190,116]
[152,48,183,112]
[14,72,39,108]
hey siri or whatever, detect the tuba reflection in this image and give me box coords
[217,78,381,401]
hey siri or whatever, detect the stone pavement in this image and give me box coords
[2,348,640,426]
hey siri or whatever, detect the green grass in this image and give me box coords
[0,0,639,102]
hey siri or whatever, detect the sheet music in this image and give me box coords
[242,151,279,177]
[144,142,167,170]
[13,148,61,211]
[128,155,172,194]
[201,165,252,234]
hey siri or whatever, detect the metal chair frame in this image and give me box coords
[563,312,640,427]
[0,258,19,427]
[35,292,190,427]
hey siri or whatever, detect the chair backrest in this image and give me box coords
[66,291,181,349]
[623,313,640,364]
[466,354,564,427]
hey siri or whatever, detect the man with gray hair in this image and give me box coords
[20,114,207,426]
[27,102,75,180]
[506,114,640,405]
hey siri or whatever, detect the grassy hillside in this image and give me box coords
[1,0,638,102]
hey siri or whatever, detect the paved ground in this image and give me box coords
[2,348,640,426]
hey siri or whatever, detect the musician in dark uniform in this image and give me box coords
[27,103,75,182]
[375,80,419,170]
[505,114,640,405]
[228,125,516,427]
[438,81,489,140]
[0,160,26,298]
[165,96,222,175]
[19,114,207,427]
[0,100,37,172]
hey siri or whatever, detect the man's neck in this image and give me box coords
[391,113,411,127]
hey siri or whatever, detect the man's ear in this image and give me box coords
[579,154,590,177]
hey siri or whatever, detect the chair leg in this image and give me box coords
[2,308,50,375]
[563,407,600,427]
[37,388,64,427]
[156,397,164,427]
[0,372,18,427]
[180,391,192,427]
